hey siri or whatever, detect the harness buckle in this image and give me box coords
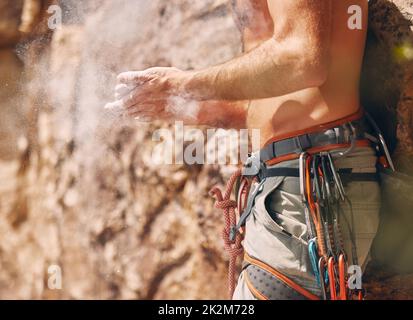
[295,135,312,153]
[336,123,357,157]
[242,153,261,177]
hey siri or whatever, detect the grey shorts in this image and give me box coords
[233,146,381,300]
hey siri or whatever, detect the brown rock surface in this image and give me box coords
[0,49,24,160]
[1,0,239,299]
[0,0,24,47]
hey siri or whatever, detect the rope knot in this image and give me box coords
[209,169,246,298]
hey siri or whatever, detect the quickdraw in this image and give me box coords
[338,253,348,300]
[302,147,364,300]
[328,256,338,300]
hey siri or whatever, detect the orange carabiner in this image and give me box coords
[318,257,328,300]
[328,257,338,300]
[338,254,348,300]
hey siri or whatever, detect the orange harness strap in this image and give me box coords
[264,107,368,166]
[264,108,365,147]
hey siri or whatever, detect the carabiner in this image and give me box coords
[365,112,396,172]
[337,123,357,157]
[318,257,328,300]
[299,152,308,204]
[328,256,338,300]
[326,152,346,201]
[309,239,321,287]
[320,155,333,201]
[312,155,322,202]
[338,253,348,300]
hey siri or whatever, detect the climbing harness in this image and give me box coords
[210,109,394,300]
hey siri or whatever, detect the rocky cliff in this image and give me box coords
[0,0,412,299]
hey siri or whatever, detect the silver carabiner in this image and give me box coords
[326,152,346,201]
[365,112,396,172]
[337,123,357,158]
[299,152,308,204]
[378,132,396,172]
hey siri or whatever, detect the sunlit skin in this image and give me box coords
[107,0,368,148]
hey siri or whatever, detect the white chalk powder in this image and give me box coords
[166,96,200,120]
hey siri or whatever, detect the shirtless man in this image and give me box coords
[107,0,381,300]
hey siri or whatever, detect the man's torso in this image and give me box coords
[232,0,368,147]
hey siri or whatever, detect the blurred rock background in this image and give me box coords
[0,0,412,299]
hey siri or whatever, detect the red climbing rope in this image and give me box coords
[210,168,246,299]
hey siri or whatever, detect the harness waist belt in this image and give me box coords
[260,117,369,163]
[260,167,378,182]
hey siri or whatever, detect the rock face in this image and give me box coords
[0,0,24,47]
[0,0,412,299]
[0,0,240,299]
[0,49,24,160]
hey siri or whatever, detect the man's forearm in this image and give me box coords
[184,100,248,129]
[111,0,332,121]
[178,36,328,101]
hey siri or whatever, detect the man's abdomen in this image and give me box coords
[247,87,361,148]
[246,0,368,148]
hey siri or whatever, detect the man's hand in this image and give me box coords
[104,67,248,127]
[105,67,188,121]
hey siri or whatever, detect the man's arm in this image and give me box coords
[179,0,332,100]
[109,0,332,125]
[119,91,248,129]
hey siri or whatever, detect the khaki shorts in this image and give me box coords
[233,146,381,300]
